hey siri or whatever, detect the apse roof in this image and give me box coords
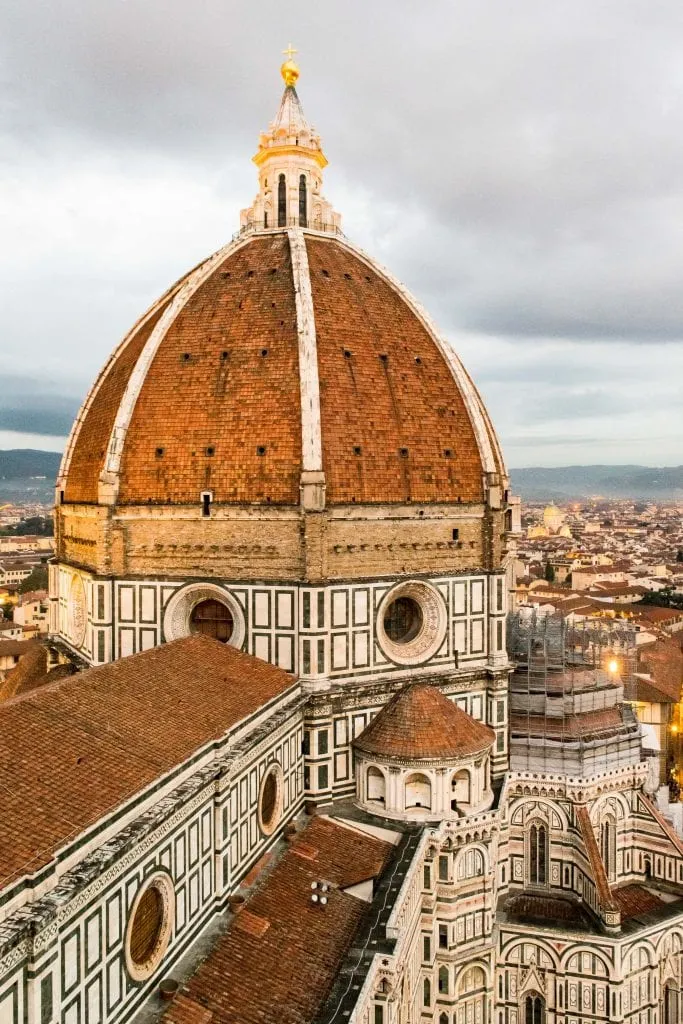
[353,682,495,761]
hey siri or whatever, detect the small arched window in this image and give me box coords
[278,174,286,227]
[525,994,545,1024]
[423,978,431,1007]
[438,966,449,994]
[405,772,432,811]
[299,174,307,227]
[528,823,547,886]
[600,817,616,880]
[366,766,386,803]
[451,768,471,809]
[664,981,680,1024]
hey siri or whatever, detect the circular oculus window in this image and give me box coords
[163,583,246,648]
[376,581,447,666]
[124,872,175,982]
[258,762,284,836]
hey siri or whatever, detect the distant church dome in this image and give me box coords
[543,504,564,532]
[57,63,504,513]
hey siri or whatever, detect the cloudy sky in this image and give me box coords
[1,0,682,467]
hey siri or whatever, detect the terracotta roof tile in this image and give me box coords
[64,300,174,503]
[165,817,392,1024]
[612,884,664,919]
[61,233,499,508]
[307,237,487,503]
[118,235,302,505]
[354,683,495,760]
[0,636,296,889]
[0,642,73,702]
[510,707,629,740]
[637,639,683,703]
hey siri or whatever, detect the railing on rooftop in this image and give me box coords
[233,216,344,241]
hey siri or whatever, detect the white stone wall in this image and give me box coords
[52,567,508,683]
[0,705,303,1024]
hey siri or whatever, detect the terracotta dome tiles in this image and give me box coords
[117,234,301,505]
[307,238,485,504]
[354,682,495,761]
[63,300,173,504]
[61,230,501,508]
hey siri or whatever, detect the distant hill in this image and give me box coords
[1,452,681,504]
[510,465,683,501]
[0,450,62,502]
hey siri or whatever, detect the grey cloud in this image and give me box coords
[1,0,682,464]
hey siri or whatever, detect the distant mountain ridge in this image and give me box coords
[0,452,681,502]
[0,450,62,501]
[510,465,683,501]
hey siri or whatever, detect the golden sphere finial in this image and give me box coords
[281,43,300,87]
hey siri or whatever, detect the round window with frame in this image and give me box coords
[258,762,284,836]
[124,873,175,983]
[189,598,234,643]
[376,581,447,667]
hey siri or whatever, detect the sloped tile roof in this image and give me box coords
[354,682,495,760]
[0,636,297,890]
[163,817,392,1024]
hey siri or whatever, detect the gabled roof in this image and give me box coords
[0,636,297,891]
[163,817,393,1024]
[354,683,494,761]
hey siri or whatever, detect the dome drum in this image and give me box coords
[355,754,494,822]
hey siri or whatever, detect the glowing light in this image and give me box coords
[607,659,619,674]
[672,725,679,735]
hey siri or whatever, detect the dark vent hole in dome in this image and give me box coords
[155,448,164,458]
[261,349,269,357]
[181,353,191,362]
[344,273,352,279]
[257,446,267,456]
[353,446,362,456]
[206,447,215,457]
[321,269,330,278]
[443,449,453,458]
[269,268,278,275]
[343,349,352,359]
[221,272,231,279]
[247,270,255,277]
[221,351,229,360]
[415,357,422,364]
[379,354,388,363]
[399,447,409,458]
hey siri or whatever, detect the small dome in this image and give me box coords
[354,683,495,761]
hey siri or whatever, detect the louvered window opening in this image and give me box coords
[384,597,423,644]
[190,600,233,643]
[130,887,163,966]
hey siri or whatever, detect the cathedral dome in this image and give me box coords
[59,229,503,509]
[57,60,504,513]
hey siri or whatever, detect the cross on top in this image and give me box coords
[282,43,298,62]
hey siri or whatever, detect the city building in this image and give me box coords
[1,56,683,1024]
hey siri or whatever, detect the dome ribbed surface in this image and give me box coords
[61,231,502,507]
[354,683,495,760]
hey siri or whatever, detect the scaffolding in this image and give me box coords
[506,609,641,775]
